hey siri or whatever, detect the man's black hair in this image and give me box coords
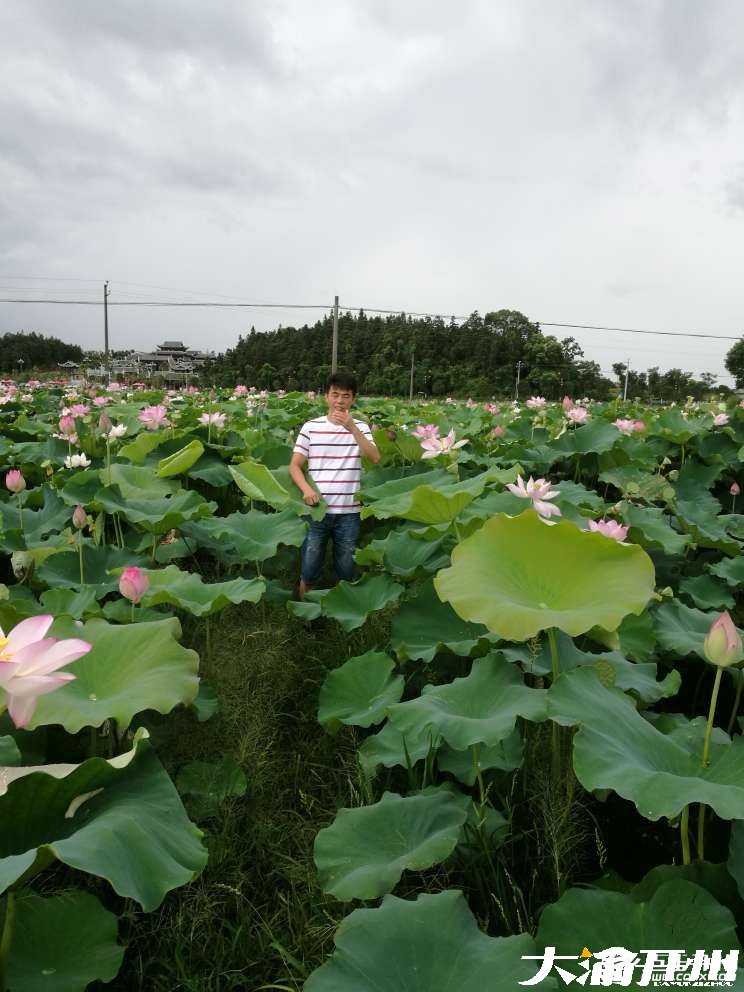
[325,371,357,396]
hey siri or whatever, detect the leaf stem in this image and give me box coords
[697,804,706,862]
[78,531,85,585]
[702,667,723,769]
[680,805,691,865]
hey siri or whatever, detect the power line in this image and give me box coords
[538,321,740,342]
[0,298,332,310]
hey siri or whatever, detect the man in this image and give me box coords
[289,371,380,600]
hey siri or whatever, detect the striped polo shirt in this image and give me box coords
[293,415,374,514]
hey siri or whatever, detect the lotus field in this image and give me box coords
[2,380,744,990]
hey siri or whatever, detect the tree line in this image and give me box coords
[0,331,84,374]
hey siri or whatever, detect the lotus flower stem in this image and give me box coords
[680,805,691,865]
[547,628,561,682]
[697,804,707,862]
[16,493,23,535]
[471,744,486,808]
[547,628,562,778]
[78,531,85,585]
[726,671,743,736]
[702,667,723,769]
[0,891,15,992]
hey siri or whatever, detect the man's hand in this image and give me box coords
[328,410,355,431]
[303,488,320,506]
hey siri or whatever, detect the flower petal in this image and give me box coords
[5,615,54,654]
[10,638,92,677]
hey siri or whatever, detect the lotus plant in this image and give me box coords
[506,475,561,519]
[138,405,171,430]
[64,452,91,470]
[566,406,589,425]
[119,566,150,622]
[612,418,645,435]
[412,423,440,441]
[713,413,729,427]
[5,469,25,534]
[0,614,92,728]
[588,519,628,542]
[731,481,740,513]
[420,429,468,460]
[199,411,226,441]
[526,396,546,410]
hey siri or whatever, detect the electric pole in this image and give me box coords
[331,294,339,373]
[623,358,630,401]
[409,343,415,401]
[103,281,110,363]
[514,360,522,401]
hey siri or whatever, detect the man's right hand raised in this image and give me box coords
[303,490,320,506]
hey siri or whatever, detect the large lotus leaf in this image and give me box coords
[319,574,404,632]
[0,735,207,910]
[0,488,72,545]
[304,889,547,992]
[318,651,404,730]
[95,488,215,533]
[676,497,740,554]
[356,528,451,579]
[37,544,148,595]
[101,463,178,498]
[156,439,204,477]
[547,666,744,821]
[118,429,170,464]
[186,450,233,487]
[622,504,690,555]
[361,467,453,502]
[710,556,744,588]
[674,460,725,500]
[39,586,102,619]
[679,574,735,610]
[8,890,124,992]
[11,437,70,466]
[551,419,621,455]
[600,464,675,502]
[654,599,743,659]
[359,719,442,779]
[435,510,655,640]
[652,408,709,443]
[616,610,657,664]
[391,579,498,662]
[314,790,469,901]
[631,862,743,921]
[187,507,307,562]
[228,460,291,505]
[176,756,247,819]
[28,616,199,732]
[438,728,524,785]
[387,653,547,752]
[271,465,328,519]
[360,467,519,524]
[135,565,265,616]
[535,879,740,988]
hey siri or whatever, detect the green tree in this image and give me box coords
[725,339,744,388]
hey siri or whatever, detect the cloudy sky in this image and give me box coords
[1,0,743,384]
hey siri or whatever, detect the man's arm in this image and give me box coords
[331,412,381,463]
[289,452,320,505]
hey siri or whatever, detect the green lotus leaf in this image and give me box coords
[318,650,404,729]
[435,510,656,640]
[676,497,740,554]
[0,489,72,545]
[304,890,548,991]
[0,736,21,766]
[118,428,170,464]
[391,579,498,662]
[600,464,675,502]
[319,574,404,632]
[0,734,207,910]
[653,408,709,443]
[356,528,451,579]
[28,616,199,732]
[360,466,519,524]
[95,488,215,533]
[616,610,657,663]
[270,465,328,519]
[387,653,547,751]
[7,890,124,992]
[156,439,205,477]
[679,574,736,610]
[314,790,469,901]
[39,586,102,619]
[710,556,744,588]
[37,544,148,595]
[535,879,739,987]
[361,467,452,502]
[176,755,247,819]
[229,460,291,504]
[57,469,104,508]
[727,821,744,903]
[100,463,178,498]
[552,419,621,456]
[359,720,442,779]
[186,450,234,487]
[184,507,307,562]
[674,460,725,500]
[547,666,744,821]
[631,862,742,921]
[132,565,265,616]
[438,728,524,785]
[654,599,743,659]
[11,437,70,466]
[622,504,690,555]
[192,682,219,722]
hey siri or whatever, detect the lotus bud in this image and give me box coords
[5,469,25,493]
[58,415,76,437]
[72,504,87,530]
[703,612,743,669]
[98,412,112,434]
[731,482,741,496]
[387,430,397,441]
[118,566,150,605]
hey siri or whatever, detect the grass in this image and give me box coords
[110,603,380,991]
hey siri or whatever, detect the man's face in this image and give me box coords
[326,386,354,415]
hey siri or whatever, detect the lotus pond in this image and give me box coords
[1,382,744,990]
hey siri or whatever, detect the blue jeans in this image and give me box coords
[300,513,361,584]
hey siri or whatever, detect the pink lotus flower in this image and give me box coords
[198,412,227,430]
[98,411,112,434]
[93,396,111,407]
[58,415,77,438]
[106,382,122,392]
[307,390,317,400]
[713,413,729,427]
[562,395,574,411]
[588,518,628,542]
[567,406,589,424]
[70,404,90,417]
[704,611,743,669]
[526,396,546,410]
[0,615,92,728]
[506,475,561,518]
[613,418,637,435]
[731,482,741,496]
[490,425,505,439]
[233,385,248,396]
[412,423,440,441]
[72,504,87,530]
[119,566,150,604]
[138,405,171,430]
[5,469,25,494]
[482,403,499,414]
[259,389,269,398]
[420,429,468,459]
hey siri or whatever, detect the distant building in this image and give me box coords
[126,340,211,372]
[58,360,80,369]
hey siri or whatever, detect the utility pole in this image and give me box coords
[409,343,415,401]
[623,358,630,401]
[331,294,339,373]
[103,281,110,363]
[514,360,522,401]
